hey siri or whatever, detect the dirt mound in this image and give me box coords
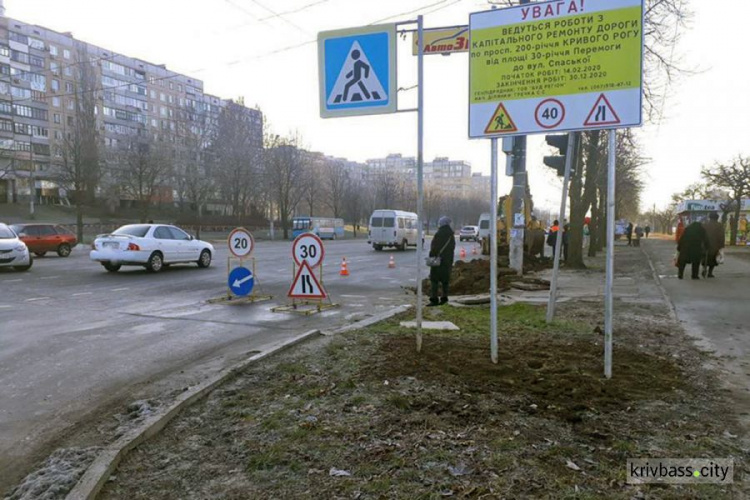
[422,258,552,296]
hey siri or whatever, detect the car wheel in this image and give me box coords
[400,239,408,251]
[146,252,164,273]
[57,243,72,258]
[374,244,383,251]
[34,252,46,257]
[14,255,33,272]
[103,262,121,272]
[197,249,212,268]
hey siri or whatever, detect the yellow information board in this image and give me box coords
[469,0,643,137]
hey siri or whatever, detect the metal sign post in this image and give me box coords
[604,129,616,379]
[415,15,425,353]
[546,132,576,323]
[490,138,499,363]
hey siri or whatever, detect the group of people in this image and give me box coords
[674,213,725,280]
[625,222,651,246]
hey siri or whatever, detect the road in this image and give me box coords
[0,236,458,491]
[642,237,750,432]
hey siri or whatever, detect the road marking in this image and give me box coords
[72,292,93,296]
[341,294,366,298]
[112,287,130,291]
[2,279,22,283]
[25,297,51,302]
[40,275,60,280]
[0,305,11,309]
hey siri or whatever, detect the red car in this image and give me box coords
[10,223,78,257]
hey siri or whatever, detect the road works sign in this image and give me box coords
[469,0,643,137]
[412,26,469,55]
[288,261,327,299]
[318,24,397,118]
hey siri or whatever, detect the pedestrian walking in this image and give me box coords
[626,222,634,246]
[677,220,708,280]
[428,216,456,306]
[562,223,570,262]
[546,219,559,257]
[644,225,651,238]
[634,224,644,247]
[702,212,725,278]
[675,217,685,243]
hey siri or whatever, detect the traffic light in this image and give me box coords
[543,134,569,177]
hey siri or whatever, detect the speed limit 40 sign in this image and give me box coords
[292,233,325,269]
[228,228,255,258]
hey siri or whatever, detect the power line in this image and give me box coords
[241,0,311,35]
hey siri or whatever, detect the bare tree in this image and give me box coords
[117,138,172,223]
[265,134,306,239]
[213,101,261,220]
[323,158,349,219]
[670,182,712,203]
[56,43,100,242]
[301,153,323,217]
[701,156,750,245]
[343,175,366,237]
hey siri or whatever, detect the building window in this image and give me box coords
[9,32,28,44]
[29,55,44,68]
[0,45,9,58]
[10,50,30,64]
[67,116,74,126]
[49,45,58,56]
[54,113,61,123]
[169,82,173,90]
[64,66,72,76]
[0,101,11,115]
[50,61,59,74]
[67,100,74,110]
[0,119,11,132]
[29,38,45,50]
[160,93,166,102]
[54,130,62,139]
[51,79,60,92]
[63,49,71,59]
[52,96,60,107]
[65,82,74,93]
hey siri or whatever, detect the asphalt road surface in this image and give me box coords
[642,237,750,432]
[0,236,464,491]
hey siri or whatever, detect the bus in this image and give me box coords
[291,216,345,240]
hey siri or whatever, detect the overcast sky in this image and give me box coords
[10,0,749,212]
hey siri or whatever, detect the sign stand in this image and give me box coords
[208,228,272,305]
[489,138,498,363]
[604,130,616,379]
[271,261,339,315]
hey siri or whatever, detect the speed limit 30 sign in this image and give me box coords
[228,228,255,258]
[292,233,325,269]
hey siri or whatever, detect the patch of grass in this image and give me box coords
[276,362,306,374]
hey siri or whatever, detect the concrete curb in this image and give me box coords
[323,304,413,335]
[640,244,678,321]
[65,329,322,500]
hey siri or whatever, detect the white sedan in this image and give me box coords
[90,224,214,273]
[0,223,32,271]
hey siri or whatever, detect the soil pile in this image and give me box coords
[422,258,552,295]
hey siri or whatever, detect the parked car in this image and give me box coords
[10,223,77,257]
[0,223,32,271]
[90,224,214,273]
[459,225,479,242]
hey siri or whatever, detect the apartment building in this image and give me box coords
[0,6,263,206]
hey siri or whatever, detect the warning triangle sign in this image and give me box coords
[288,260,327,299]
[583,94,621,127]
[484,102,518,134]
[328,41,387,106]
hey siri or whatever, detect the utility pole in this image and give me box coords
[508,0,530,275]
[29,127,35,218]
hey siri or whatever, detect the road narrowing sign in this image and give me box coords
[318,24,397,118]
[469,0,643,137]
[228,228,254,258]
[288,260,327,299]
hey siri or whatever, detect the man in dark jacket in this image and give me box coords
[428,216,456,306]
[677,220,708,280]
[702,212,725,278]
[626,222,633,246]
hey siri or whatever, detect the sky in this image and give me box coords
[9,0,750,212]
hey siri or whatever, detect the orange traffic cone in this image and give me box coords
[460,247,467,259]
[388,255,396,269]
[339,257,349,276]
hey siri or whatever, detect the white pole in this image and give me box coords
[604,129,616,379]
[490,138,498,363]
[416,15,425,352]
[546,132,576,323]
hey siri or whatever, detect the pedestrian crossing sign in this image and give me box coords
[318,24,397,118]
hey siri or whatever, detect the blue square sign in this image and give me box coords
[318,24,397,118]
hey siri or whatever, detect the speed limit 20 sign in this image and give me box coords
[228,228,255,258]
[292,233,325,269]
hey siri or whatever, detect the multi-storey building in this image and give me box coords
[0,4,262,206]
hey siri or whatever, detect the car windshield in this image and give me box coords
[462,227,474,231]
[0,224,16,239]
[112,225,151,237]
